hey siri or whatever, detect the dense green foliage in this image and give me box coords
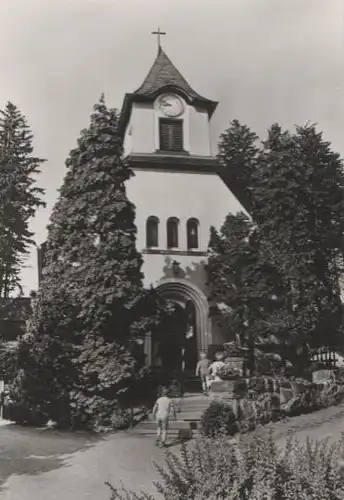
[210,121,344,370]
[108,432,344,499]
[0,102,45,298]
[252,124,344,351]
[217,119,259,211]
[12,289,80,426]
[200,400,238,437]
[207,212,284,371]
[13,97,162,428]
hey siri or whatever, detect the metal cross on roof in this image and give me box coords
[151,27,166,49]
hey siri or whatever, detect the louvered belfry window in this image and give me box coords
[159,118,183,151]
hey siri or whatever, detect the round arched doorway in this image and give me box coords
[146,278,211,376]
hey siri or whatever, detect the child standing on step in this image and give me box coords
[152,387,177,447]
[195,351,210,396]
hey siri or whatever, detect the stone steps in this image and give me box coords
[146,411,205,421]
[131,419,201,439]
[133,392,210,438]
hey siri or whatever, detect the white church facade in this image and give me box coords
[119,46,247,368]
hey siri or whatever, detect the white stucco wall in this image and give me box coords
[132,103,155,154]
[123,98,212,157]
[122,94,245,348]
[126,168,248,293]
[189,107,211,156]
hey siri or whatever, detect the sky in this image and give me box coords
[0,0,343,295]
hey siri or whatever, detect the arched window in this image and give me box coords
[146,216,159,248]
[167,217,179,249]
[187,218,199,250]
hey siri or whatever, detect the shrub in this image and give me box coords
[107,431,344,499]
[69,392,133,432]
[6,399,48,426]
[0,341,19,384]
[111,408,132,431]
[200,400,238,437]
[69,391,120,430]
[6,371,48,426]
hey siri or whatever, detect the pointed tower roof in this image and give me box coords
[119,47,218,133]
[133,47,209,102]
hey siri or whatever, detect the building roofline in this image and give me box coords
[119,47,218,135]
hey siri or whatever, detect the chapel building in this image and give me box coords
[37,44,248,373]
[119,45,247,371]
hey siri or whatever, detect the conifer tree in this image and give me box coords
[0,102,45,297]
[207,213,285,372]
[211,122,344,373]
[252,124,344,356]
[16,96,161,427]
[217,119,259,211]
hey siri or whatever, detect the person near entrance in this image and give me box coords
[207,351,225,392]
[195,351,210,395]
[152,387,177,447]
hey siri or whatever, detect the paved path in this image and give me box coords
[262,401,344,447]
[0,425,167,500]
[2,402,344,499]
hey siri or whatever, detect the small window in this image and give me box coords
[187,218,199,250]
[159,119,183,151]
[167,217,179,248]
[146,216,159,248]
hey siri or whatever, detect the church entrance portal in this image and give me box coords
[152,299,198,375]
[147,278,211,380]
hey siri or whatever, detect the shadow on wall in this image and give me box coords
[162,257,208,295]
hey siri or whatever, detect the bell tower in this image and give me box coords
[120,44,218,161]
[119,37,246,360]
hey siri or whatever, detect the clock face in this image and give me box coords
[158,94,184,117]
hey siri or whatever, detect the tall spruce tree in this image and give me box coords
[0,102,45,297]
[210,121,344,374]
[16,96,161,427]
[207,213,285,372]
[252,124,344,357]
[217,119,259,211]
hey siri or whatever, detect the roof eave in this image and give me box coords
[119,91,218,136]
